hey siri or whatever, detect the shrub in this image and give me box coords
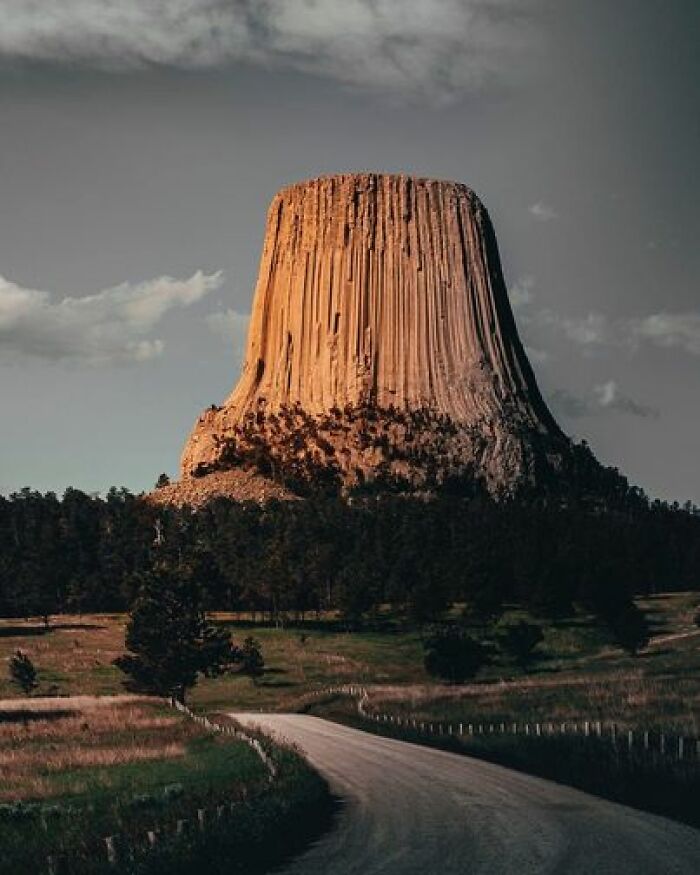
[423,626,485,684]
[8,651,38,696]
[607,602,650,656]
[497,620,544,668]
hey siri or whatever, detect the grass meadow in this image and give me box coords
[0,699,330,875]
[1,593,698,732]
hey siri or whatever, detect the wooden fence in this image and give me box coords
[318,685,700,762]
[43,700,277,873]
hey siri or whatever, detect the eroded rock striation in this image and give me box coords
[172,173,573,502]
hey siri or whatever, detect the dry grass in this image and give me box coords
[0,614,126,699]
[372,666,700,733]
[0,700,202,801]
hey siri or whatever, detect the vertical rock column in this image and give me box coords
[181,173,562,483]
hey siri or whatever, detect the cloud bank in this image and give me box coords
[0,0,539,99]
[0,270,223,363]
[549,382,658,421]
[512,280,700,359]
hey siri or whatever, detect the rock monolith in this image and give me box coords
[164,173,574,503]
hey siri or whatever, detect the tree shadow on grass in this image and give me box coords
[0,709,74,723]
[0,622,106,638]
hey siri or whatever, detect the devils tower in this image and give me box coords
[161,173,575,504]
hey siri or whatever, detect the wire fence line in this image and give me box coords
[45,798,251,875]
[315,685,700,763]
[42,700,278,874]
[170,698,277,781]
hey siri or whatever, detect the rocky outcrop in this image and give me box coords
[175,173,571,500]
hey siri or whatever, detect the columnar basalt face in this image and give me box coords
[179,173,568,497]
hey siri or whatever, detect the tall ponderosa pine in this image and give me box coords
[115,568,234,703]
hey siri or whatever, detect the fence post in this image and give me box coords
[104,836,117,866]
[584,721,590,737]
[147,830,158,848]
[459,722,464,735]
[525,723,530,736]
[627,730,634,751]
[535,723,541,737]
[198,809,206,832]
[678,737,684,760]
[468,724,473,735]
[660,733,666,755]
[596,721,602,737]
[643,730,649,751]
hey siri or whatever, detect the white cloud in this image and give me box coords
[524,345,549,364]
[548,382,658,421]
[593,380,659,419]
[594,379,617,408]
[509,276,535,310]
[558,312,609,346]
[528,201,558,222]
[0,270,223,363]
[206,307,249,344]
[548,388,590,420]
[0,0,539,100]
[628,312,700,356]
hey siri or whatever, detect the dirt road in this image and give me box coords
[234,713,700,874]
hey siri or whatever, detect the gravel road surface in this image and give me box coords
[234,713,700,874]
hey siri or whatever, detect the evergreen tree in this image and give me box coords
[238,636,265,684]
[115,568,234,703]
[9,650,38,696]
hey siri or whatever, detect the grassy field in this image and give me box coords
[0,699,264,802]
[0,698,331,875]
[366,593,700,734]
[0,698,267,872]
[1,592,699,731]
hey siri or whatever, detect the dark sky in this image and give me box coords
[0,0,698,502]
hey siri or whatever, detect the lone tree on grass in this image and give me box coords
[423,626,485,684]
[498,620,544,669]
[9,650,38,696]
[239,636,265,684]
[115,568,235,704]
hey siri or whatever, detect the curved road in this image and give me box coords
[234,713,700,874]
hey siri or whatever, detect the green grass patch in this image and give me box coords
[0,701,333,875]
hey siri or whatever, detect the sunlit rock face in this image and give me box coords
[178,173,571,498]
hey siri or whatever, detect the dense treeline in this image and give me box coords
[1,476,699,626]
